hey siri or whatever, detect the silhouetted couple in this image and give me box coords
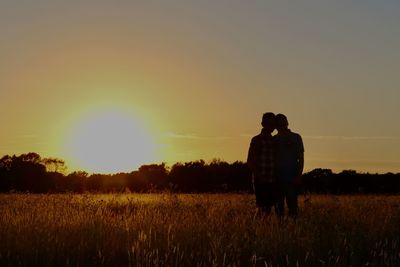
[247,113,304,219]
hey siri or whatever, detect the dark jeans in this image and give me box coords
[276,183,299,218]
[254,183,279,212]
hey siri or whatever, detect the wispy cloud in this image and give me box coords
[303,135,400,141]
[14,134,38,139]
[239,133,255,138]
[306,156,400,163]
[237,134,400,141]
[164,132,233,140]
[163,133,400,141]
[164,132,204,140]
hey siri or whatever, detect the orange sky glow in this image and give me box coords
[1,1,400,173]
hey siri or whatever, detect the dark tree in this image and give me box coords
[1,152,400,194]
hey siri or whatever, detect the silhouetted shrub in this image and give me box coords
[0,153,399,193]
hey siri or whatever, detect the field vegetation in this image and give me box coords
[0,193,399,266]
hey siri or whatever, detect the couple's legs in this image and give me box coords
[254,183,275,217]
[287,185,299,218]
[276,184,299,219]
[255,183,299,219]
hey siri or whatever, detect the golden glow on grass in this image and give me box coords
[1,194,399,265]
[67,109,158,173]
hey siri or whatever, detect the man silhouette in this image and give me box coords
[247,112,277,216]
[274,114,304,218]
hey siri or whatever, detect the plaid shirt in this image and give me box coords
[247,129,274,184]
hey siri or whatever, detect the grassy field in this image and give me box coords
[0,193,399,266]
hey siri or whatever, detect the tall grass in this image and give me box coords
[0,193,399,266]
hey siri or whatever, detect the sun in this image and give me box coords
[67,109,158,173]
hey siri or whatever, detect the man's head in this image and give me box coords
[276,113,289,132]
[261,112,276,133]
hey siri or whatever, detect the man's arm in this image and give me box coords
[294,134,304,185]
[298,152,304,176]
[293,153,304,185]
[247,138,256,172]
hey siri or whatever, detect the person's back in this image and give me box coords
[274,130,304,184]
[274,114,304,218]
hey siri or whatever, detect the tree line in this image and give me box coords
[0,153,399,194]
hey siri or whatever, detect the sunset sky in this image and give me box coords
[1,1,399,173]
